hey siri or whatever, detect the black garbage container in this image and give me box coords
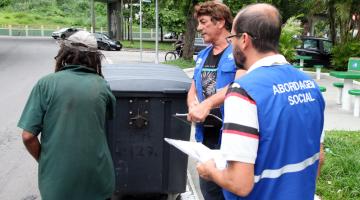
[103,63,192,199]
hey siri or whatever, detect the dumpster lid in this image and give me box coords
[103,63,191,93]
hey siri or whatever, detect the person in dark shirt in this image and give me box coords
[186,1,245,199]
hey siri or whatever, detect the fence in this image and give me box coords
[0,25,160,40]
[0,25,108,37]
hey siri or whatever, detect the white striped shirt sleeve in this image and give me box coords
[221,82,259,164]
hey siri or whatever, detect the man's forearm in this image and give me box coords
[188,86,228,122]
[22,132,41,162]
[187,80,198,107]
[202,87,228,109]
[198,160,254,197]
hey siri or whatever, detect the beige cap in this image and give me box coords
[65,30,98,51]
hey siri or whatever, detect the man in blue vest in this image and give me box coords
[196,3,325,200]
[186,1,241,200]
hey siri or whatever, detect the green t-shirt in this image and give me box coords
[18,65,116,200]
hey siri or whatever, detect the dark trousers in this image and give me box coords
[199,112,224,200]
[199,176,225,200]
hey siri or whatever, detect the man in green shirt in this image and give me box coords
[18,31,116,200]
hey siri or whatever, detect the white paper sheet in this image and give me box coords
[164,138,226,169]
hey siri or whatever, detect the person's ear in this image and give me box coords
[241,33,252,50]
[216,19,226,29]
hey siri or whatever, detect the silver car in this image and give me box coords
[51,28,80,40]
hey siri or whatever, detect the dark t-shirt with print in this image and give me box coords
[201,48,225,149]
[201,48,225,99]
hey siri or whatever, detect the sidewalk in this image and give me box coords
[183,68,360,131]
[308,71,360,130]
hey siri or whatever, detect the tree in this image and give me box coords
[139,1,186,42]
[182,0,199,60]
[279,16,303,61]
[0,0,12,8]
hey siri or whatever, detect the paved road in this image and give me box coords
[0,37,56,200]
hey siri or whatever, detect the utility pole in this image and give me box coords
[120,0,124,40]
[90,0,95,33]
[140,0,143,62]
[130,0,133,43]
[155,0,159,64]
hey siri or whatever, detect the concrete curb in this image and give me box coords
[122,48,167,53]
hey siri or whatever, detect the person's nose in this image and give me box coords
[197,23,202,32]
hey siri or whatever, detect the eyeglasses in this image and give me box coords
[225,32,257,43]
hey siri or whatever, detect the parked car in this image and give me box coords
[295,36,333,67]
[164,32,177,39]
[92,32,122,51]
[194,38,209,55]
[51,28,80,40]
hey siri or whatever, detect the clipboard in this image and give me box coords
[164,138,226,169]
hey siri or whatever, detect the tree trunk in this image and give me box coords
[130,0,133,43]
[127,17,130,40]
[357,18,360,39]
[160,25,163,42]
[328,0,336,44]
[182,0,198,60]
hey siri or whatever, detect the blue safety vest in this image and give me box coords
[193,45,237,142]
[223,64,325,200]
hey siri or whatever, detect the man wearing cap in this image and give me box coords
[18,31,116,200]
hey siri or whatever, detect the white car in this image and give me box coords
[164,32,177,39]
[51,28,80,40]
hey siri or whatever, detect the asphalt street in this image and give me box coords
[0,37,56,200]
[0,37,201,200]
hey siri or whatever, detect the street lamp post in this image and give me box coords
[140,0,151,62]
[90,0,95,33]
[155,0,158,64]
[140,0,143,62]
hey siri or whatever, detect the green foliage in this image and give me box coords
[13,12,26,19]
[279,16,303,61]
[139,1,186,34]
[314,21,329,38]
[223,0,253,16]
[224,0,313,23]
[331,40,360,71]
[0,0,108,28]
[0,0,12,8]
[335,0,353,43]
[317,131,360,200]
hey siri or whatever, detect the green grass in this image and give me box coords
[317,130,360,200]
[163,58,195,69]
[0,11,71,28]
[121,40,174,51]
[0,10,154,32]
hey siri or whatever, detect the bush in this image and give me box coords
[279,16,303,61]
[13,12,26,19]
[0,0,11,8]
[331,40,360,71]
